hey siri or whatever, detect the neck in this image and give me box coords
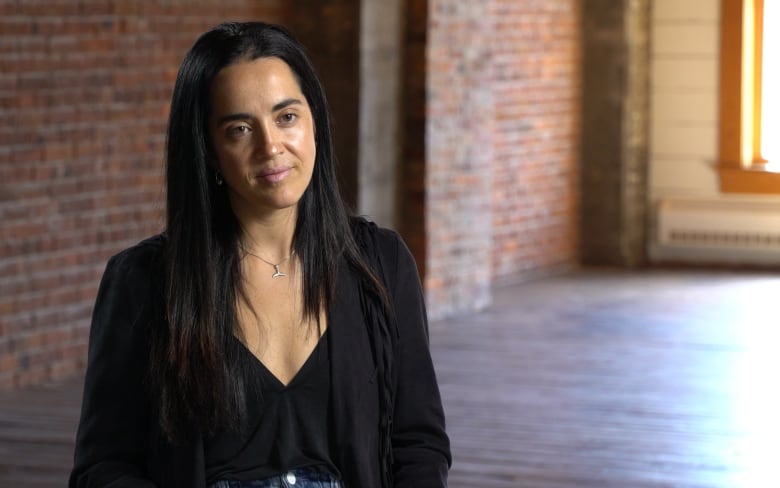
[234,206,297,262]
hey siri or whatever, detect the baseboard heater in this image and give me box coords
[651,197,780,265]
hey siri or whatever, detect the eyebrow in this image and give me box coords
[215,98,305,126]
[272,98,304,112]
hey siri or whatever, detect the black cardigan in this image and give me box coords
[69,222,451,487]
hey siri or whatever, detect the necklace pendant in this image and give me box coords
[272,264,286,278]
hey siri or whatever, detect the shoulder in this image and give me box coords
[349,217,418,285]
[349,216,406,252]
[87,236,167,355]
[101,234,167,290]
[108,234,165,265]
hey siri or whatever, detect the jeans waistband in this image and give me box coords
[210,467,342,488]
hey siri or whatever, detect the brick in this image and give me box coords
[2,0,583,388]
[425,0,580,318]
[0,0,285,390]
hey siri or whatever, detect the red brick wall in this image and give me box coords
[426,1,495,318]
[1,0,582,387]
[426,0,581,318]
[0,1,284,389]
[491,1,581,280]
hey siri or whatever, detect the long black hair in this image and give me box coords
[154,22,386,441]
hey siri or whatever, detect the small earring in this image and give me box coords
[215,170,223,186]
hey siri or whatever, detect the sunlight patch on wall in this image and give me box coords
[762,0,779,166]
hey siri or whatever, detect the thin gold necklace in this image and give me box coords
[244,249,293,278]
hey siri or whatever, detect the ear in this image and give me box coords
[205,144,220,171]
[203,129,219,167]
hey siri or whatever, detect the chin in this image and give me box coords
[268,194,305,211]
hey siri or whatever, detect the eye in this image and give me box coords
[277,112,298,126]
[227,125,251,137]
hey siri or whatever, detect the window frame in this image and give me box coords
[718,0,780,193]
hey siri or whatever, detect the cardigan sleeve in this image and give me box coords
[69,243,160,488]
[378,229,452,486]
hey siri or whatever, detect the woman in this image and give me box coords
[70,22,450,488]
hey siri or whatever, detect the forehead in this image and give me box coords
[209,57,305,109]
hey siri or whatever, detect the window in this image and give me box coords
[762,0,779,165]
[719,0,780,193]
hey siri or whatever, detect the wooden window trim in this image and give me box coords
[718,0,780,193]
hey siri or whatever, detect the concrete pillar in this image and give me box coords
[358,0,403,229]
[580,0,650,266]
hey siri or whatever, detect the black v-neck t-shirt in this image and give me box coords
[204,331,339,483]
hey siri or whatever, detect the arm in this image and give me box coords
[380,230,452,486]
[69,246,159,488]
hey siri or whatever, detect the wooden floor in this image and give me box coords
[1,267,779,487]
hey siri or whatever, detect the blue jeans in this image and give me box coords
[210,468,343,488]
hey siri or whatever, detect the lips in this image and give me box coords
[257,167,291,183]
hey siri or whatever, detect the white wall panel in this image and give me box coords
[649,158,719,197]
[652,59,718,90]
[651,91,717,124]
[653,0,719,21]
[649,0,720,198]
[652,23,718,56]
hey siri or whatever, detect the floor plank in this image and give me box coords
[433,268,780,488]
[1,267,779,487]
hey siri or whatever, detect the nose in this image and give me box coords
[255,124,284,158]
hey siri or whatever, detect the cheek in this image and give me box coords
[291,128,317,165]
[214,142,250,167]
[304,125,317,163]
[307,136,317,164]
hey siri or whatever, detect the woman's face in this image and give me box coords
[208,56,316,218]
